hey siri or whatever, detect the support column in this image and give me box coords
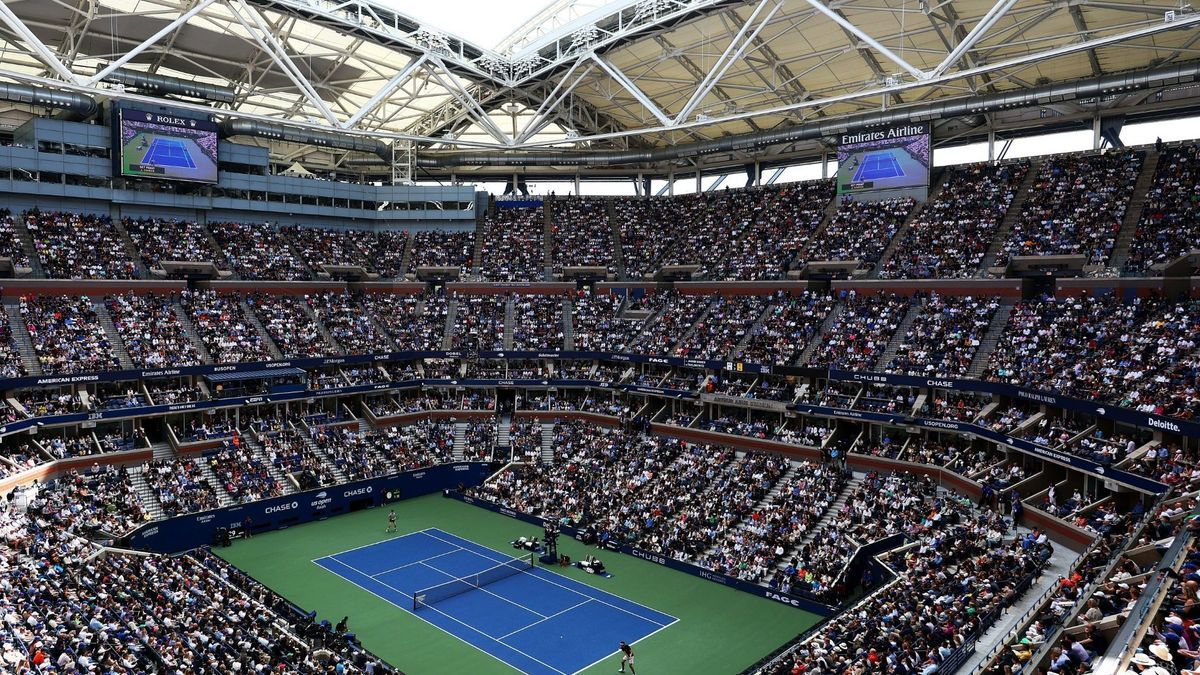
[668,170,674,196]
[574,173,581,196]
[821,152,829,179]
[988,129,996,162]
[754,161,761,186]
[696,169,702,194]
[1093,113,1103,150]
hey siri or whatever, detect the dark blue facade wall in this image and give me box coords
[122,463,492,553]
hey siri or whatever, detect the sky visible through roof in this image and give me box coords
[378,0,553,47]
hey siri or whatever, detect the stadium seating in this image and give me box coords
[26,211,138,279]
[476,207,544,281]
[210,221,311,280]
[1124,143,1200,274]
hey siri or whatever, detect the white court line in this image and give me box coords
[497,599,593,641]
[568,618,681,675]
[371,547,465,578]
[422,528,678,627]
[319,556,569,675]
[416,561,549,619]
[312,528,433,559]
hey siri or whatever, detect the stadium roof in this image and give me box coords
[0,0,1196,166]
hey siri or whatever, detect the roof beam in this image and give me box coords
[674,0,783,124]
[343,54,427,130]
[1068,5,1105,77]
[87,0,220,86]
[426,58,513,145]
[0,0,82,83]
[802,0,928,81]
[928,0,1020,78]
[590,53,673,127]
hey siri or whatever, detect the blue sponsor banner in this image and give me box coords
[122,462,492,554]
[450,492,839,617]
[827,369,1200,446]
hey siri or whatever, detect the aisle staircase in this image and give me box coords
[452,421,468,461]
[242,301,285,359]
[968,299,1017,378]
[442,297,459,349]
[297,426,349,483]
[12,215,44,277]
[126,465,167,520]
[5,300,43,375]
[874,299,923,370]
[298,301,342,353]
[1108,149,1162,271]
[540,422,555,464]
[503,296,515,350]
[496,414,512,460]
[978,161,1041,274]
[871,169,947,277]
[797,303,845,364]
[172,301,213,363]
[542,198,555,280]
[774,474,861,573]
[605,199,627,279]
[111,216,150,278]
[241,433,295,495]
[92,301,136,370]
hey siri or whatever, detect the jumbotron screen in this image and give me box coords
[115,107,219,183]
[836,122,931,195]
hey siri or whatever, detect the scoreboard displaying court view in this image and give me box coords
[114,106,220,183]
[836,122,931,196]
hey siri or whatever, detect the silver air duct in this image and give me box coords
[415,62,1200,167]
[0,82,97,120]
[97,64,236,104]
[220,119,391,161]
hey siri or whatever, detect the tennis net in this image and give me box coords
[412,552,536,610]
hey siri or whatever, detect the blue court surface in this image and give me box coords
[143,137,196,168]
[314,528,678,675]
[853,150,904,181]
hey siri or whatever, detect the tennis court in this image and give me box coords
[853,149,905,181]
[315,528,677,675]
[142,137,197,168]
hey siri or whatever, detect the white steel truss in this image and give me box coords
[0,0,1193,158]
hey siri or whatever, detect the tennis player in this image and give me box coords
[386,510,397,533]
[618,641,635,674]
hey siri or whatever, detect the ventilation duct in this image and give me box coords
[415,62,1200,167]
[0,83,97,120]
[220,119,391,161]
[96,64,236,104]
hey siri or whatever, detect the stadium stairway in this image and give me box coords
[298,301,343,354]
[111,217,150,278]
[202,225,232,278]
[702,458,802,560]
[171,300,214,363]
[503,296,515,350]
[874,298,923,370]
[295,422,350,484]
[441,297,458,349]
[967,299,1017,378]
[871,169,947,278]
[731,300,777,358]
[126,465,167,521]
[562,297,575,350]
[1108,148,1162,271]
[978,159,1042,275]
[957,527,1076,674]
[150,441,175,461]
[399,230,416,276]
[543,197,555,280]
[773,472,862,576]
[11,214,45,278]
[669,296,719,353]
[92,300,137,370]
[242,299,285,359]
[241,432,296,495]
[604,199,627,279]
[540,422,555,464]
[452,421,467,461]
[5,299,43,375]
[796,303,846,365]
[189,452,236,508]
[471,211,487,276]
[496,414,512,460]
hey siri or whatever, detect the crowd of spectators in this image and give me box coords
[20,295,122,374]
[878,162,1029,278]
[361,291,450,351]
[570,291,639,352]
[450,294,506,351]
[210,221,311,280]
[736,291,836,366]
[1124,143,1200,274]
[123,217,223,273]
[182,289,273,364]
[308,291,393,354]
[511,295,566,350]
[260,427,338,490]
[885,293,1000,377]
[704,461,850,583]
[808,291,909,370]
[26,210,138,279]
[0,303,26,378]
[475,207,545,281]
[307,421,456,480]
[996,151,1143,267]
[409,230,474,274]
[711,180,835,280]
[796,197,914,270]
[283,225,375,276]
[106,292,203,368]
[0,212,31,269]
[144,457,221,516]
[207,438,285,503]
[631,292,712,353]
[248,293,338,358]
[674,295,770,360]
[552,198,614,274]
